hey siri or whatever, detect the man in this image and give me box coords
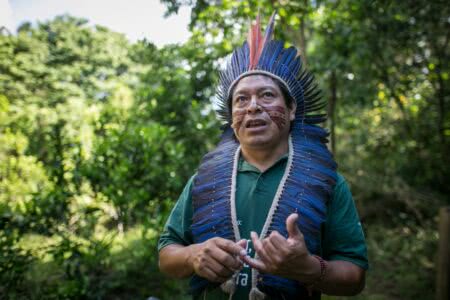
[158,13,368,300]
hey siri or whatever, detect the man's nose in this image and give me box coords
[247,96,262,113]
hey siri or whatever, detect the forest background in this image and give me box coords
[0,0,449,299]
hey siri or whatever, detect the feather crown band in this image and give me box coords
[216,12,326,125]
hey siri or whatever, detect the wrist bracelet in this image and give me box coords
[312,255,328,284]
[306,255,328,295]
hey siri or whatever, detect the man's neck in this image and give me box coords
[240,141,289,172]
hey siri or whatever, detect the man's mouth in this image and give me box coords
[245,119,267,128]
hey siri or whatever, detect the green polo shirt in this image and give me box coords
[158,155,368,299]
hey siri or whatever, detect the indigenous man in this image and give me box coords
[158,13,368,300]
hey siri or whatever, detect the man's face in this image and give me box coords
[231,75,296,150]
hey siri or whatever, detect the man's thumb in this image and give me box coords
[236,239,247,249]
[286,213,301,239]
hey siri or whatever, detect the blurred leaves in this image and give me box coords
[0,13,213,299]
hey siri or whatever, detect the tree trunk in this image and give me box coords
[299,12,308,66]
[436,65,446,146]
[328,70,337,154]
[436,207,450,300]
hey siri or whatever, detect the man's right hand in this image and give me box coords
[188,238,247,282]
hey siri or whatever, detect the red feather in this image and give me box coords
[247,14,263,69]
[247,12,277,69]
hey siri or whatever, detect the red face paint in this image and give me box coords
[262,105,287,130]
[232,105,287,130]
[231,109,246,130]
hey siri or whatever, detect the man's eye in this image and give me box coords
[236,96,247,102]
[263,91,274,98]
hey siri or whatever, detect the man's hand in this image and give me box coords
[242,213,320,282]
[188,238,247,283]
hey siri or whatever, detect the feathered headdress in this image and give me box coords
[216,12,326,125]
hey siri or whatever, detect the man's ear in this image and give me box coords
[288,101,297,121]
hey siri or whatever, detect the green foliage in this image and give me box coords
[0,226,34,299]
[0,1,448,299]
[14,227,188,300]
[0,14,213,299]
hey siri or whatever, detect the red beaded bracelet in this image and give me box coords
[306,255,328,295]
[312,255,328,283]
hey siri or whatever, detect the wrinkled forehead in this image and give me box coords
[231,74,281,97]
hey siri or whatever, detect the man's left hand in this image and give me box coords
[241,213,320,282]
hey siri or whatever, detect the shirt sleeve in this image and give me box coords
[322,173,369,270]
[157,175,195,252]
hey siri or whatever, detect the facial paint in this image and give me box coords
[263,105,287,130]
[231,109,247,130]
[232,105,287,130]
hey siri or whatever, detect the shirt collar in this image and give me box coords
[238,153,289,174]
